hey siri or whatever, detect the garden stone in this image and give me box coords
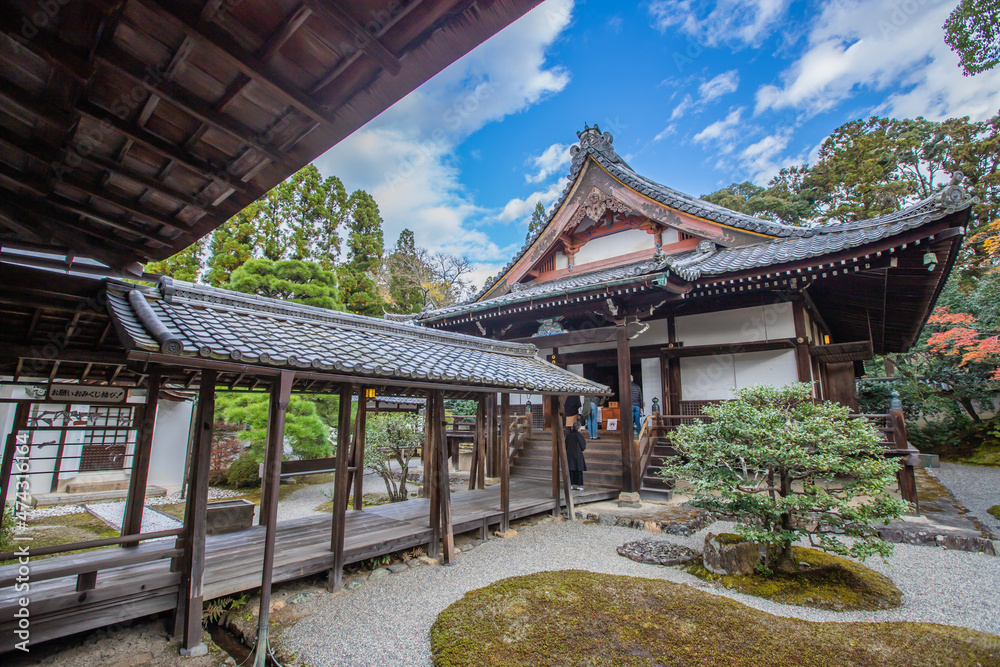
[369,568,390,581]
[388,563,409,574]
[345,579,364,591]
[407,559,424,568]
[703,532,761,575]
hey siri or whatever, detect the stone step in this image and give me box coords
[639,487,674,502]
[31,485,169,508]
[511,467,623,488]
[513,456,622,473]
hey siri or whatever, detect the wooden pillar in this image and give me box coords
[548,395,562,516]
[500,393,511,533]
[258,386,280,526]
[327,384,354,591]
[252,370,293,667]
[176,369,216,654]
[665,315,681,421]
[422,404,432,499]
[792,298,813,387]
[485,395,498,478]
[555,421,574,521]
[122,367,161,543]
[469,398,486,491]
[350,394,368,511]
[426,390,441,558]
[434,391,455,564]
[0,402,30,523]
[617,324,637,493]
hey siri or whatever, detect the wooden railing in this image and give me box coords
[508,414,531,462]
[633,413,672,487]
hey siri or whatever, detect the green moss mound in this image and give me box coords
[686,546,901,611]
[430,570,999,667]
[989,505,1000,521]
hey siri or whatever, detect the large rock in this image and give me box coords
[703,532,761,575]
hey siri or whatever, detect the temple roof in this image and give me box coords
[397,125,972,325]
[106,278,608,395]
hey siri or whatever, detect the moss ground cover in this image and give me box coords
[430,570,999,667]
[685,546,902,611]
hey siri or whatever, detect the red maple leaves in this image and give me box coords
[927,307,1000,380]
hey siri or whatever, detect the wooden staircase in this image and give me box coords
[510,431,623,490]
[639,437,677,501]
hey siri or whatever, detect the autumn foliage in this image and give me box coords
[926,307,1000,380]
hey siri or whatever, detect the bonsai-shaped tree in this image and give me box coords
[365,413,424,502]
[663,383,909,572]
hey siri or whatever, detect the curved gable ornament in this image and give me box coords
[569,186,635,228]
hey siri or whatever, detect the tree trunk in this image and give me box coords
[776,472,800,574]
[959,396,982,423]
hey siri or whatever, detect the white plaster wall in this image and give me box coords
[633,318,672,347]
[574,229,653,266]
[675,302,796,346]
[555,252,568,270]
[147,398,194,493]
[662,227,680,245]
[680,349,799,400]
[640,357,661,413]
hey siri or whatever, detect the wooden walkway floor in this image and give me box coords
[0,479,617,652]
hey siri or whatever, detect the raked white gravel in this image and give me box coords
[284,517,1000,667]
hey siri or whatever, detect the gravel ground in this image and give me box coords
[285,518,1000,667]
[931,463,1000,535]
[84,500,182,532]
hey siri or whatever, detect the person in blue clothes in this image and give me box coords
[581,394,600,439]
[630,375,643,435]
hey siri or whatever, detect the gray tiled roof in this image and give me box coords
[407,178,971,322]
[105,278,609,395]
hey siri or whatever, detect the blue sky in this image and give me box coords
[313,0,1000,290]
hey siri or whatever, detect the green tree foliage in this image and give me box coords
[663,384,907,572]
[145,237,206,282]
[205,212,258,287]
[526,201,547,241]
[364,412,423,502]
[943,0,1000,76]
[385,229,426,313]
[700,176,816,226]
[228,258,344,310]
[214,392,331,462]
[339,190,385,316]
[317,174,350,270]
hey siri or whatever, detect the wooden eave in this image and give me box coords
[0,0,542,270]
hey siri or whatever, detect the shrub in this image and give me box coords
[0,506,14,551]
[663,383,908,572]
[365,413,423,502]
[226,452,261,488]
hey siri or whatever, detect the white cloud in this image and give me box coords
[526,142,572,183]
[754,0,1000,121]
[312,0,575,262]
[497,178,568,223]
[692,107,745,151]
[670,94,695,120]
[699,69,740,101]
[653,124,677,142]
[648,0,791,47]
[738,131,793,183]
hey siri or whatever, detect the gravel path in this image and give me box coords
[931,463,1000,535]
[285,518,1000,667]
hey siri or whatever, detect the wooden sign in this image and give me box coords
[47,385,127,404]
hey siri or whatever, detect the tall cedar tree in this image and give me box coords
[386,229,426,313]
[526,201,547,241]
[204,212,258,287]
[943,0,1000,76]
[339,190,385,316]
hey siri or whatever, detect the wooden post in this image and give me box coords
[258,387,279,526]
[477,397,487,490]
[327,384,354,592]
[556,423,574,520]
[422,404,433,499]
[792,298,813,386]
[434,391,455,564]
[617,324,637,493]
[426,390,441,559]
[666,315,681,423]
[350,394,368,511]
[176,369,216,655]
[253,370,293,667]
[485,395,497,478]
[500,393,511,533]
[122,367,160,543]
[0,402,29,523]
[549,395,562,516]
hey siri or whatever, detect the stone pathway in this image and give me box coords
[930,462,1000,535]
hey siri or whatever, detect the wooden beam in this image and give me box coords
[508,321,646,348]
[253,370,294,667]
[74,152,214,215]
[792,298,813,387]
[500,393,510,533]
[307,1,403,76]
[617,324,637,493]
[434,391,455,564]
[121,367,160,541]
[350,392,368,511]
[327,383,353,591]
[0,403,30,523]
[133,0,332,126]
[176,368,215,653]
[426,389,440,558]
[661,339,797,358]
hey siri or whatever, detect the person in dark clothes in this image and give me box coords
[565,421,587,490]
[564,394,582,427]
